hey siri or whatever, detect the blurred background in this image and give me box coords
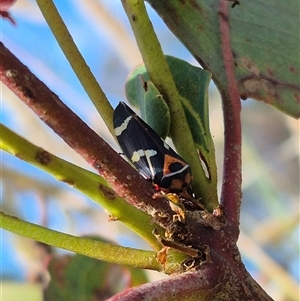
[1,0,299,300]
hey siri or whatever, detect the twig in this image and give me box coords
[0,211,161,270]
[218,2,242,233]
[121,0,217,209]
[35,0,114,135]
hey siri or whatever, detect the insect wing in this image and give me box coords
[113,102,192,192]
[114,102,158,180]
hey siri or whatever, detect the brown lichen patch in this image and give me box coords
[108,214,118,221]
[61,179,75,187]
[163,2,180,27]
[266,67,275,78]
[15,153,24,160]
[35,149,51,165]
[190,0,202,13]
[289,65,297,73]
[240,77,277,102]
[240,57,260,76]
[99,183,117,200]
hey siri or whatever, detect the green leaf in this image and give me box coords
[126,72,171,139]
[147,0,300,118]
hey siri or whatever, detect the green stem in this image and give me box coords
[0,211,161,271]
[121,0,216,209]
[0,124,162,251]
[35,0,114,136]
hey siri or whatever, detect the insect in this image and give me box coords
[113,102,192,193]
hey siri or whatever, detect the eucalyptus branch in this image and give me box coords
[218,2,242,233]
[0,124,162,250]
[35,0,114,135]
[0,211,161,271]
[121,0,217,209]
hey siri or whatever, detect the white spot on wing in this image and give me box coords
[131,149,157,162]
[115,116,132,136]
[163,141,170,150]
[131,150,145,162]
[131,149,157,178]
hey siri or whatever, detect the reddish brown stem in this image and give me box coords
[0,42,171,215]
[218,2,242,235]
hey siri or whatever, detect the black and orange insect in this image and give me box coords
[113,102,192,193]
